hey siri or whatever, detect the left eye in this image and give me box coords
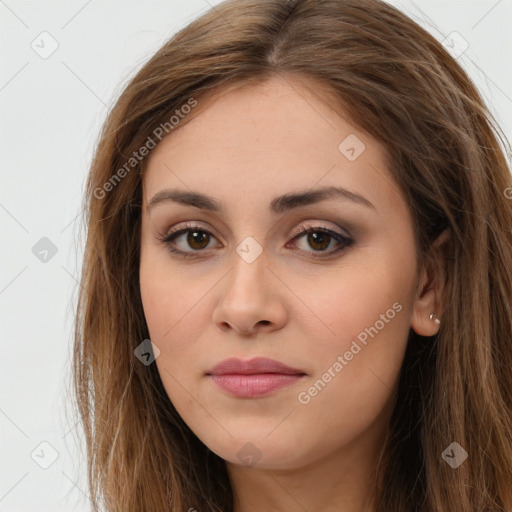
[288,225,354,256]
[160,223,354,258]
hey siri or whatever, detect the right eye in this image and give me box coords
[160,222,221,258]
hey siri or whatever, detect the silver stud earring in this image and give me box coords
[429,313,441,325]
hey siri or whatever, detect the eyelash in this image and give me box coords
[158,222,354,260]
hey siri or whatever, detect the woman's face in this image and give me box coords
[139,75,435,471]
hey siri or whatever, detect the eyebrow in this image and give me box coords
[147,185,376,213]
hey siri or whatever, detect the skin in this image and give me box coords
[139,74,444,512]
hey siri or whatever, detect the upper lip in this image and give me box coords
[207,357,306,376]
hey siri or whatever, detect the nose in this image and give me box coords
[212,251,288,336]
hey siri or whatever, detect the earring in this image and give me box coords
[429,313,441,325]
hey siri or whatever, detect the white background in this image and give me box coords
[0,1,511,510]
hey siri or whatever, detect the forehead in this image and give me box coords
[142,75,394,214]
[148,75,370,156]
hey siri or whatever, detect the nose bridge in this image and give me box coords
[212,238,286,334]
[226,238,269,297]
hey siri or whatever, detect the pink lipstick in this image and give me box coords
[207,357,306,398]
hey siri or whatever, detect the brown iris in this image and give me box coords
[307,231,330,251]
[187,230,210,250]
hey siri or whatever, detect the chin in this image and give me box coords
[197,431,309,470]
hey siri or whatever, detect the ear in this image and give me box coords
[410,229,451,336]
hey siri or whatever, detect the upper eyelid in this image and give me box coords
[164,222,217,240]
[164,217,348,235]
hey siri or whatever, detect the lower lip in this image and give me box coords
[209,373,305,397]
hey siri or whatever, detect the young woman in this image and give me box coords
[73,0,512,510]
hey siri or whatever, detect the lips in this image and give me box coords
[207,357,306,376]
[206,357,306,398]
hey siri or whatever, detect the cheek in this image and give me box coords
[300,249,414,345]
[292,247,415,413]
[139,260,207,408]
[139,252,217,400]
[139,248,208,341]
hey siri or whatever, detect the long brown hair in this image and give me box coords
[72,0,512,510]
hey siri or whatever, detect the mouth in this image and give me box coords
[206,357,306,398]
